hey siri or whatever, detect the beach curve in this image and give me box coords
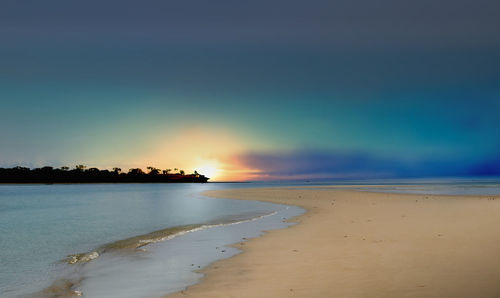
[166,186,500,298]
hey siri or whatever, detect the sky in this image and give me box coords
[1,0,499,181]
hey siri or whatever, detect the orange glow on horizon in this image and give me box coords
[135,126,267,181]
[194,161,220,180]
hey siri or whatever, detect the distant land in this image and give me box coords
[0,166,209,183]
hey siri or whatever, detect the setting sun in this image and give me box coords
[195,164,219,180]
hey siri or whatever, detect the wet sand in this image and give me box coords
[167,187,500,298]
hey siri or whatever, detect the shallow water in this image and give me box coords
[0,183,301,297]
[352,178,500,195]
[77,205,303,298]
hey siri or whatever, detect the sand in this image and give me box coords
[167,187,500,298]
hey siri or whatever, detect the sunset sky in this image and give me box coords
[1,0,500,181]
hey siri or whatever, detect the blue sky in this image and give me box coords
[1,0,499,180]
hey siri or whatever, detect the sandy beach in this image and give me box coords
[167,187,500,298]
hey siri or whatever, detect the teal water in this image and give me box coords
[349,178,500,195]
[0,183,300,297]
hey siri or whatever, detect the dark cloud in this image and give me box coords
[468,154,500,176]
[237,149,497,180]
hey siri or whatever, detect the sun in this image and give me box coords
[195,164,219,179]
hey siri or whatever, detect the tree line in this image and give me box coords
[0,165,209,183]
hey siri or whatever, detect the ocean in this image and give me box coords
[0,183,303,297]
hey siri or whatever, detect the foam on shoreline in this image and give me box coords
[63,210,280,265]
[34,208,294,297]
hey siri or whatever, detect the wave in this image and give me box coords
[34,208,288,297]
[63,210,280,265]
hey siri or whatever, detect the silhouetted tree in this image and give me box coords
[147,166,160,175]
[163,169,171,174]
[128,168,145,175]
[113,167,121,174]
[60,166,69,171]
[75,165,86,171]
[179,170,185,175]
[14,166,29,171]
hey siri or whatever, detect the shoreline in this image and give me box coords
[167,186,500,298]
[34,207,301,298]
[2,183,309,298]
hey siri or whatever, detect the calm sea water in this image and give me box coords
[1,179,499,297]
[0,183,303,297]
[349,178,500,195]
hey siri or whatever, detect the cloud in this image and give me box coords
[233,149,495,180]
[467,154,500,176]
